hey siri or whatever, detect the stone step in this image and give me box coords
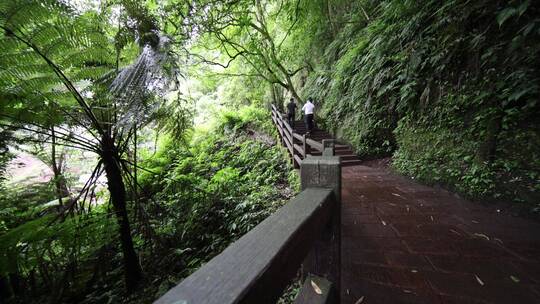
[341,159,363,167]
[338,155,360,161]
[311,150,355,156]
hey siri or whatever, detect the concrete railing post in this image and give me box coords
[321,139,335,157]
[301,155,341,202]
[300,155,341,301]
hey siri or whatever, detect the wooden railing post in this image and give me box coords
[303,134,311,158]
[299,155,341,302]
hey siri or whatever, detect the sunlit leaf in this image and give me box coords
[311,280,322,295]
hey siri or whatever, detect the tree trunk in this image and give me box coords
[271,84,279,109]
[51,127,69,205]
[101,135,142,291]
[285,76,303,105]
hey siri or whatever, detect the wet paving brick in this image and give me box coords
[341,165,540,304]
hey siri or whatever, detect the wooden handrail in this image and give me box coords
[154,109,343,304]
[293,132,304,142]
[271,104,327,167]
[306,138,323,152]
[154,188,336,304]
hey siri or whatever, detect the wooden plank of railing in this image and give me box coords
[272,108,298,167]
[277,117,284,144]
[272,107,288,150]
[293,154,302,167]
[154,188,335,304]
[293,132,303,142]
[294,143,304,157]
[306,138,324,152]
[286,128,294,149]
[279,115,294,149]
[283,119,293,136]
[282,130,294,155]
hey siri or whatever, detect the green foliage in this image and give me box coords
[0,181,117,302]
[138,107,297,283]
[0,0,117,124]
[299,0,540,204]
[0,182,56,232]
[219,106,276,135]
[0,210,115,276]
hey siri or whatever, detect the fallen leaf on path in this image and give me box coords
[311,280,322,295]
[472,220,480,224]
[403,289,413,294]
[411,269,418,273]
[450,229,462,236]
[391,193,402,197]
[355,296,365,304]
[475,275,484,286]
[493,238,504,244]
[510,275,520,283]
[389,203,397,206]
[430,216,434,222]
[473,233,490,241]
[381,220,387,226]
[346,289,350,295]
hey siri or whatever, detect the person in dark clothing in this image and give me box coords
[286,98,297,128]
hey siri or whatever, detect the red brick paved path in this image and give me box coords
[341,165,540,304]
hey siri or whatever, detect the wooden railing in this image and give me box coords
[155,140,342,304]
[271,104,331,168]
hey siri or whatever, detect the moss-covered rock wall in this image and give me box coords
[298,0,540,205]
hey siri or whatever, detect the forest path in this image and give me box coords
[340,165,540,304]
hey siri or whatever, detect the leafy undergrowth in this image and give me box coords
[125,107,300,303]
[1,107,299,303]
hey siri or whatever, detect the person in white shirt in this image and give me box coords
[301,98,315,135]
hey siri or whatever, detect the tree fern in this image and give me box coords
[0,0,189,292]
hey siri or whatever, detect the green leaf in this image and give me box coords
[507,86,534,103]
[517,1,530,16]
[497,8,517,27]
[520,22,536,36]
